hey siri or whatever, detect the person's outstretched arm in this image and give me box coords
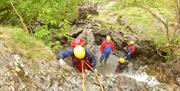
[111,41,115,53]
[57,48,73,60]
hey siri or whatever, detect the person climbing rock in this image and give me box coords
[115,58,126,73]
[100,35,115,64]
[56,45,96,73]
[124,40,136,60]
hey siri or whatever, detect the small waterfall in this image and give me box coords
[120,64,160,86]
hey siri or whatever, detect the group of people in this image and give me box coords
[56,35,136,73]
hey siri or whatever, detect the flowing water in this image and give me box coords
[95,48,160,87]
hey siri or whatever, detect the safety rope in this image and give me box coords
[81,61,85,91]
[84,61,104,91]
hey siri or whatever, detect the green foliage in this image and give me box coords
[154,34,168,48]
[112,0,175,30]
[0,0,82,51]
[0,0,9,8]
[174,35,180,43]
[34,26,50,39]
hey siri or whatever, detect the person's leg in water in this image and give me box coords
[119,64,125,73]
[115,63,125,73]
[125,48,131,61]
[126,52,131,60]
[104,53,110,64]
[100,52,110,64]
[100,54,106,64]
[100,44,112,64]
[103,45,112,64]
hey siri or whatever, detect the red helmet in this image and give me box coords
[70,38,85,48]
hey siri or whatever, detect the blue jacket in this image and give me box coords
[57,48,96,68]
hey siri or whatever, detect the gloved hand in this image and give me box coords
[58,59,64,65]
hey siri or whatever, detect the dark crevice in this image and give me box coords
[71,30,84,38]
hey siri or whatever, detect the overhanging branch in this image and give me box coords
[10,2,28,32]
[121,1,170,43]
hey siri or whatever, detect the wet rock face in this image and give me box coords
[105,75,172,91]
[166,58,180,86]
[115,77,149,91]
[0,52,82,90]
[147,57,180,86]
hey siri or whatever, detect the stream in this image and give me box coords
[95,46,160,88]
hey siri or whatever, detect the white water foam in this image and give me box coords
[108,65,160,87]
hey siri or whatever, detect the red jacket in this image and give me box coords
[127,45,135,53]
[70,38,85,48]
[100,40,115,54]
